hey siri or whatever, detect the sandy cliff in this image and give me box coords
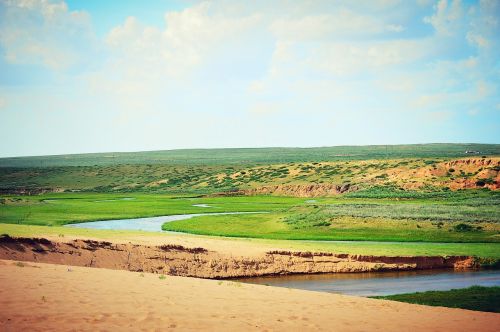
[0,236,477,278]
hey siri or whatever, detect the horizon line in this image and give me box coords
[1,142,499,159]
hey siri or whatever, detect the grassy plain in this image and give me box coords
[0,144,499,259]
[1,223,499,258]
[162,212,500,243]
[2,143,498,167]
[162,190,500,243]
[0,191,498,258]
[0,193,301,225]
[1,144,499,194]
[372,286,500,313]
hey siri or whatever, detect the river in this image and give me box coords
[65,213,499,297]
[236,269,500,296]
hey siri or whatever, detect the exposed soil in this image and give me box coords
[0,187,66,195]
[212,183,357,197]
[243,183,357,197]
[390,158,500,191]
[2,158,498,196]
[0,235,478,278]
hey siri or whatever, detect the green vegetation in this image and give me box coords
[2,144,498,167]
[162,190,500,243]
[1,223,499,258]
[372,286,500,313]
[0,193,300,226]
[1,191,499,246]
[162,211,500,243]
[0,144,499,260]
[1,144,498,195]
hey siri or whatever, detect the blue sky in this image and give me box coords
[0,0,499,157]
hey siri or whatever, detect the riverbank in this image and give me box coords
[2,223,499,258]
[373,286,500,313]
[1,259,499,331]
[0,235,479,278]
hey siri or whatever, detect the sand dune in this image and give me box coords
[0,260,498,331]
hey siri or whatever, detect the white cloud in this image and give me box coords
[268,38,432,78]
[386,24,405,32]
[270,10,389,41]
[247,81,266,94]
[468,108,479,116]
[423,0,466,36]
[476,80,494,97]
[0,0,97,70]
[105,2,262,78]
[423,110,454,122]
[413,94,448,109]
[248,102,282,115]
[467,32,490,48]
[417,0,434,6]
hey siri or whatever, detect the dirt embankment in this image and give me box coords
[213,183,357,198]
[393,157,500,191]
[0,187,66,195]
[0,236,477,278]
[442,158,500,190]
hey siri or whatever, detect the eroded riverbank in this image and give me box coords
[0,235,478,279]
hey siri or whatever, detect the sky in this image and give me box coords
[0,0,499,157]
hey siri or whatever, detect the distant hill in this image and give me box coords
[1,143,499,167]
[0,143,499,195]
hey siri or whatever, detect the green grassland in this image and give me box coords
[159,189,500,243]
[0,144,499,259]
[0,194,302,226]
[1,157,497,194]
[1,143,499,194]
[162,212,500,243]
[1,223,499,258]
[2,144,499,167]
[1,191,499,247]
[372,286,500,313]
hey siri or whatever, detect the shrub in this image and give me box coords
[453,223,482,232]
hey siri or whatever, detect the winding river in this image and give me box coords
[64,211,264,232]
[65,212,500,296]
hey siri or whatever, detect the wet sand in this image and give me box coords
[1,259,499,331]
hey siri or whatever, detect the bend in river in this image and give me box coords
[65,212,265,233]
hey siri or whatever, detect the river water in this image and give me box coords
[236,269,500,297]
[64,212,264,232]
[65,213,499,297]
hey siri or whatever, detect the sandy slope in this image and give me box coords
[0,260,498,332]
